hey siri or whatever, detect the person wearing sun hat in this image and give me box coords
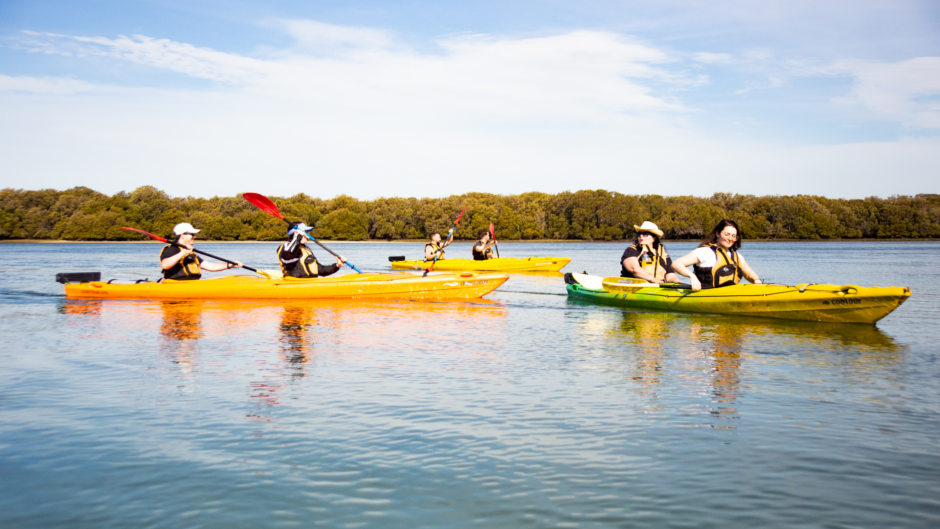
[620,220,679,284]
[159,222,242,280]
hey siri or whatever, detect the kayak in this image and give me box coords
[389,256,571,272]
[59,271,509,300]
[565,273,911,324]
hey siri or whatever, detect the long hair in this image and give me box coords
[702,219,742,251]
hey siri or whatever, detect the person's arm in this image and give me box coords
[161,245,189,271]
[622,256,664,283]
[201,260,241,272]
[737,254,762,284]
[671,251,703,291]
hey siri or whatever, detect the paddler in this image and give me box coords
[425,231,454,261]
[672,219,762,291]
[471,229,497,260]
[621,221,680,284]
[277,222,346,278]
[160,222,242,280]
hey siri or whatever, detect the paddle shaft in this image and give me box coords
[489,223,499,258]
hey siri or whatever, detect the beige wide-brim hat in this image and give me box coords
[172,222,201,236]
[633,221,664,238]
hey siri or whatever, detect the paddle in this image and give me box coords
[601,276,691,292]
[242,192,363,273]
[488,222,500,258]
[120,227,272,278]
[424,208,465,277]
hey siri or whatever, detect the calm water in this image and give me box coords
[1,241,938,528]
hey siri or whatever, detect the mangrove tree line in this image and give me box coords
[1,186,937,241]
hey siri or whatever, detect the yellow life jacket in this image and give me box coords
[425,241,446,261]
[277,242,320,278]
[623,243,670,280]
[162,244,202,280]
[693,244,741,288]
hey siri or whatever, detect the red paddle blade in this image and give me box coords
[243,192,285,220]
[120,226,167,243]
[455,208,466,225]
[488,222,495,239]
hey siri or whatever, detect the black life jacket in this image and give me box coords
[277,242,320,278]
[693,244,741,288]
[621,243,670,280]
[472,241,493,261]
[162,244,202,280]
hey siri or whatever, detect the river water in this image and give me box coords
[1,241,938,528]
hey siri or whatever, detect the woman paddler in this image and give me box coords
[160,222,242,280]
[672,219,762,291]
[620,221,680,284]
[277,222,346,278]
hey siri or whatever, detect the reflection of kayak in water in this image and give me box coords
[389,256,570,272]
[58,271,509,300]
[611,309,903,352]
[565,273,911,324]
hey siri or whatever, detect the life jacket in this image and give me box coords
[472,241,493,261]
[425,241,446,261]
[162,244,202,280]
[621,243,670,280]
[277,242,320,278]
[693,244,741,288]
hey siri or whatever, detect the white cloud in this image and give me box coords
[19,30,271,83]
[1,21,938,199]
[272,18,397,52]
[0,74,96,94]
[833,57,940,129]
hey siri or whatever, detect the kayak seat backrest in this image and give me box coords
[55,272,102,284]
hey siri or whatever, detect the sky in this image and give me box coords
[1,0,938,200]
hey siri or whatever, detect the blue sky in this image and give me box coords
[1,0,938,199]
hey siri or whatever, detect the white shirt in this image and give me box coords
[691,246,740,268]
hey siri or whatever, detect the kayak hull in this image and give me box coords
[391,256,571,272]
[566,274,910,324]
[64,272,509,300]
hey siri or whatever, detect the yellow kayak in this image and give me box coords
[389,256,571,272]
[565,273,911,324]
[60,271,509,300]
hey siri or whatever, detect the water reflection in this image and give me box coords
[589,308,904,425]
[160,301,204,341]
[58,299,103,316]
[279,304,317,376]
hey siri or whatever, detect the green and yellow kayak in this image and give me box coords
[565,273,911,324]
[60,271,509,300]
[389,256,571,272]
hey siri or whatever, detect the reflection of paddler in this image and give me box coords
[618,312,670,391]
[279,304,317,372]
[689,321,742,419]
[160,301,203,341]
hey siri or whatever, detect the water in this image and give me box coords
[1,241,938,528]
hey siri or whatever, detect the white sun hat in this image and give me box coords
[633,221,664,238]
